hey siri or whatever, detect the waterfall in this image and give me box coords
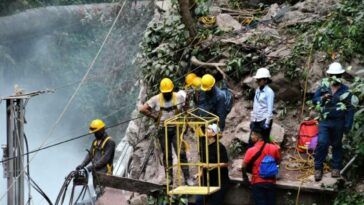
[0,1,153,204]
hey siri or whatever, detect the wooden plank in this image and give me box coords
[95,173,163,194]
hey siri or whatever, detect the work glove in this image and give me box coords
[76,165,84,171]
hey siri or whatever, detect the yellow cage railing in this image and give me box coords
[164,108,221,195]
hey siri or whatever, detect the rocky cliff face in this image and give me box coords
[116,0,363,204]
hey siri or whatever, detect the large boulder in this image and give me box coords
[233,120,251,144]
[270,73,301,102]
[270,122,285,144]
[242,76,255,89]
[306,53,325,93]
[261,0,339,28]
[347,58,364,78]
[267,45,291,59]
[292,0,339,15]
[225,120,285,145]
[216,14,242,32]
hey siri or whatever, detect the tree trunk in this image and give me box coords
[178,0,197,39]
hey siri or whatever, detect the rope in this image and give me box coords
[299,43,315,121]
[284,147,330,181]
[284,147,330,205]
[0,0,128,201]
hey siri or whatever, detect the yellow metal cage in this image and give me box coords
[164,108,221,195]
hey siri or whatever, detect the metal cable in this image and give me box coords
[0,0,129,201]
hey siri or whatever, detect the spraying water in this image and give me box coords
[0,2,153,204]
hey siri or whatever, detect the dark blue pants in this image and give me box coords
[251,183,276,205]
[314,119,345,170]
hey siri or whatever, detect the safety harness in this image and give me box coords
[157,92,179,126]
[92,136,113,175]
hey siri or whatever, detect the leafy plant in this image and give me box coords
[194,0,209,17]
[148,190,188,205]
[334,191,364,205]
[228,138,246,158]
[313,0,364,61]
[138,11,191,94]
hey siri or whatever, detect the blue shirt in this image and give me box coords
[312,83,355,128]
[251,85,274,124]
[196,86,227,130]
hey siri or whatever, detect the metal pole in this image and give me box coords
[16,99,25,205]
[2,88,53,205]
[6,99,15,205]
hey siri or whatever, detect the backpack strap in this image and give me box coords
[249,142,267,168]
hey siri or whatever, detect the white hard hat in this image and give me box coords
[253,68,271,79]
[327,62,345,74]
[208,124,220,135]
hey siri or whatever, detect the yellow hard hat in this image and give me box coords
[201,74,215,91]
[192,77,201,89]
[89,119,105,133]
[160,78,174,93]
[185,73,197,87]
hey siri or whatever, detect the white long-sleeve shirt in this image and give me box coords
[251,85,274,124]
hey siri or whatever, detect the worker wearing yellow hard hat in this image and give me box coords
[191,77,202,90]
[76,119,116,197]
[182,73,203,109]
[140,78,193,185]
[196,74,227,131]
[200,74,216,91]
[185,73,197,88]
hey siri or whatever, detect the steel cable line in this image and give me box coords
[1,0,221,202]
[43,101,138,147]
[1,53,220,202]
[0,105,177,164]
[1,22,220,201]
[0,0,129,201]
[0,53,221,165]
[43,39,196,92]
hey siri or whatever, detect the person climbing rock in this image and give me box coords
[140,78,193,185]
[312,62,356,181]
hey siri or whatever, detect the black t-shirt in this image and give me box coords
[201,141,230,187]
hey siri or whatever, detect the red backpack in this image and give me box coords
[297,120,318,152]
